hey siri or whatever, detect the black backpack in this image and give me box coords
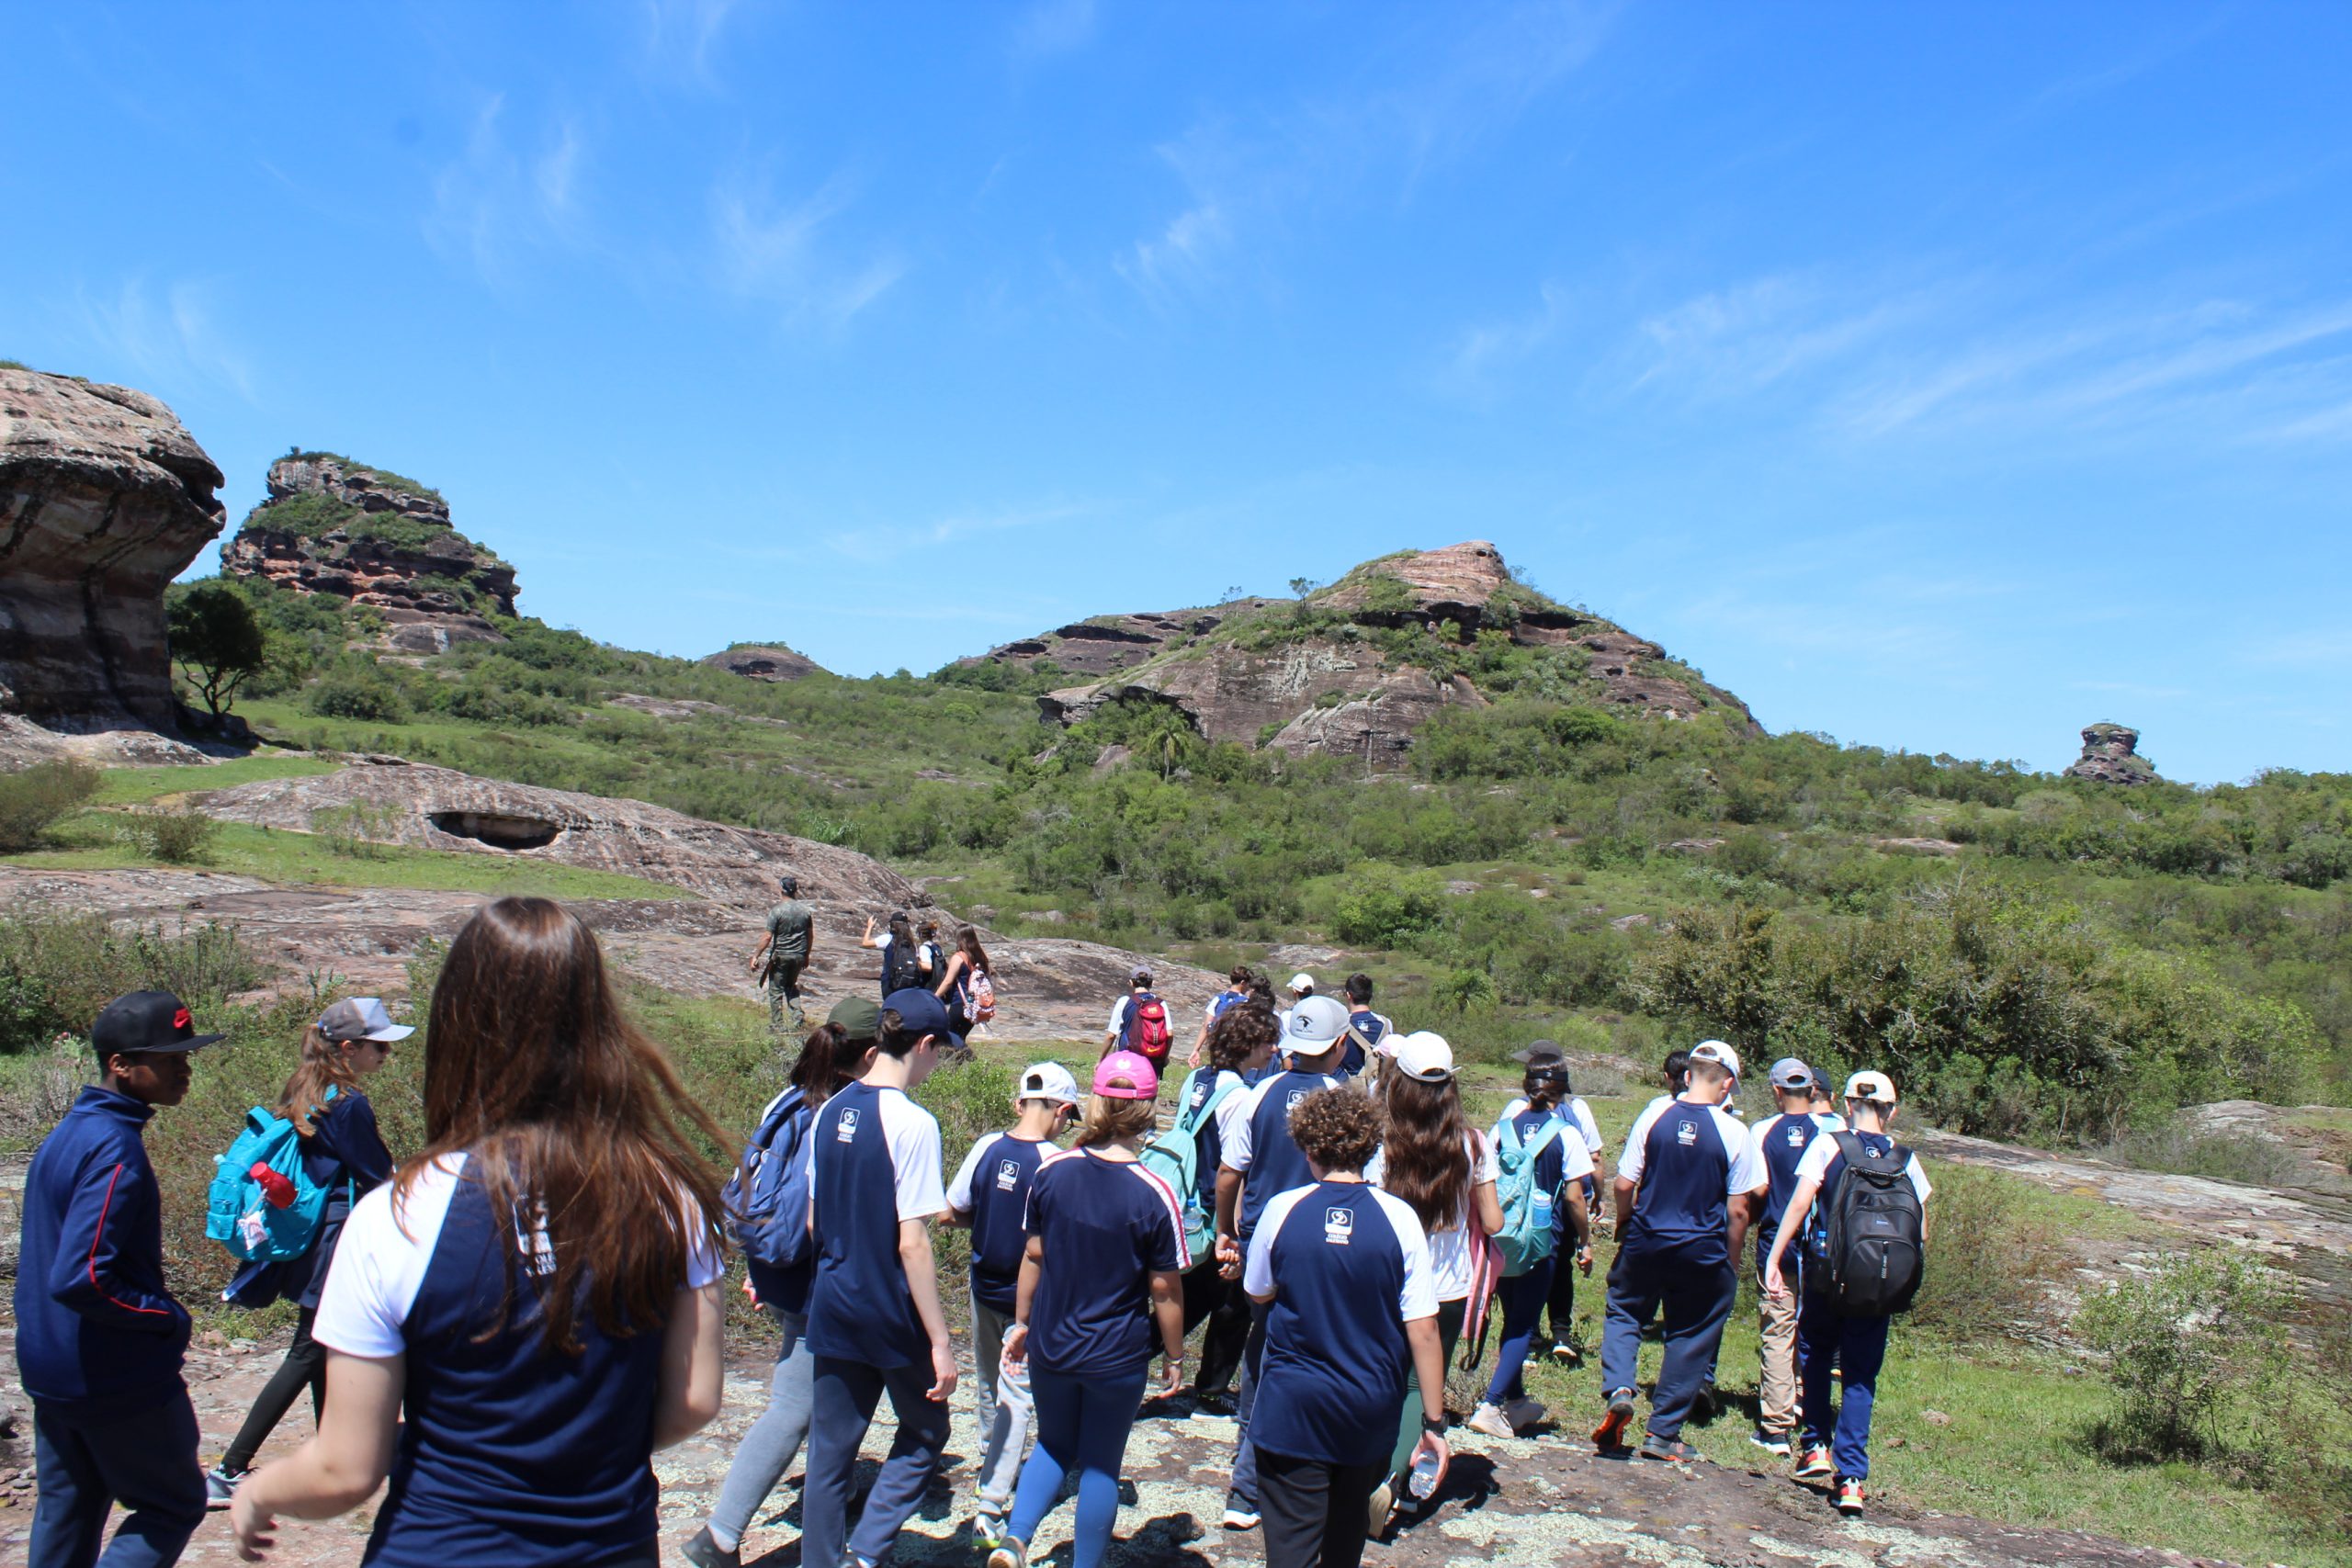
[885,941,929,995]
[1806,1132,1925,1317]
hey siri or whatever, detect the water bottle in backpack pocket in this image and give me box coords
[725,1086,817,1273]
[1804,1131,1926,1316]
[207,1100,336,1263]
[1493,1112,1566,1277]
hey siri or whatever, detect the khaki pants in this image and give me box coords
[765,960,806,1034]
[1758,1277,1801,1437]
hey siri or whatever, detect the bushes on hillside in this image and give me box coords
[0,759,101,852]
[0,908,266,1055]
[2080,1252,2292,1463]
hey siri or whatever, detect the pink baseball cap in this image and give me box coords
[1093,1050,1159,1100]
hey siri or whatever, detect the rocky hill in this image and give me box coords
[220,453,515,653]
[2066,722,2160,784]
[0,366,227,755]
[703,642,827,682]
[988,541,1754,761]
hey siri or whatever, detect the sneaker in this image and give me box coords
[1548,1340,1581,1368]
[1221,1495,1260,1531]
[985,1539,1028,1568]
[843,1555,877,1568]
[1365,1479,1395,1540]
[1189,1389,1235,1418]
[1796,1445,1835,1479]
[1834,1477,1865,1516]
[1638,1433,1698,1463]
[1690,1380,1723,1422]
[204,1465,245,1511]
[1503,1395,1547,1431]
[1465,1402,1517,1439]
[971,1512,1010,1552]
[1749,1427,1792,1458]
[1592,1388,1636,1450]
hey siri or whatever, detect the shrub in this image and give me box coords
[307,662,413,722]
[315,801,399,858]
[141,810,218,864]
[0,759,102,852]
[1905,1164,2063,1340]
[0,908,267,1055]
[2078,1250,2293,1462]
[2095,1116,2303,1189]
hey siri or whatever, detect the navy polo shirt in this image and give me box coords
[312,1154,722,1566]
[1615,1096,1766,1267]
[1243,1181,1437,1468]
[1225,1068,1341,1238]
[806,1080,949,1369]
[1749,1111,1842,1262]
[948,1131,1052,1315]
[1023,1149,1189,1380]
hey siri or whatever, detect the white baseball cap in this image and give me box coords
[1843,1070,1897,1103]
[1018,1062,1081,1106]
[1390,1031,1455,1082]
[1690,1040,1742,1079]
[1288,972,1317,993]
[1284,995,1350,1047]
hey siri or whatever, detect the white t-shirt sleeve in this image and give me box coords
[1243,1187,1310,1295]
[1793,1135,1838,1186]
[1720,1110,1768,1193]
[1470,1130,1500,1188]
[1222,1079,1273,1172]
[1617,1100,1668,1185]
[1373,1190,1439,1321]
[1907,1155,1934,1202]
[1107,998,1130,1036]
[1570,1098,1603,1155]
[884,1095,948,1222]
[313,1156,464,1359]
[947,1133,999,1214]
[1556,1127,1596,1183]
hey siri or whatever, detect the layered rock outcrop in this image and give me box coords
[1018,542,1755,761]
[704,644,826,682]
[0,367,226,730]
[220,454,514,651]
[2065,723,2158,785]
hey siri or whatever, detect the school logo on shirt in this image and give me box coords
[995,1158,1023,1190]
[1323,1206,1353,1246]
[1285,1089,1308,1113]
[1784,1123,1807,1148]
[836,1107,861,1143]
[1677,1119,1698,1146]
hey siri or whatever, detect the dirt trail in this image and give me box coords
[0,1327,2235,1568]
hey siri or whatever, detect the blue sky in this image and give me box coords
[6,2,2348,784]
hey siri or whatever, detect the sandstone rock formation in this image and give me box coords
[220,454,514,652]
[1018,542,1754,761]
[2065,722,2158,785]
[703,643,826,682]
[0,367,226,733]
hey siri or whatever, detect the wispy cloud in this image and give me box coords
[824,500,1096,566]
[1010,0,1095,63]
[424,96,590,287]
[711,167,907,329]
[1439,282,1568,398]
[73,277,256,402]
[639,0,747,85]
[1635,276,1919,401]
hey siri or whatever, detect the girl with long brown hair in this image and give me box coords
[1365,1032,1501,1531]
[232,897,730,1568]
[210,998,406,1505]
[933,925,993,1038]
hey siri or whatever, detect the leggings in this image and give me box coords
[1182,1262,1252,1395]
[1005,1366,1147,1568]
[1389,1296,1465,1477]
[221,1307,325,1473]
[704,1308,815,1552]
[1484,1260,1555,1407]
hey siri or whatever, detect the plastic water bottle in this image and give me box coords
[1408,1447,1443,1501]
[250,1161,297,1209]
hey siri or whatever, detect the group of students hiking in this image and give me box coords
[11,897,1928,1568]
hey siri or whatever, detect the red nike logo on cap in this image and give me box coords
[173,1007,191,1031]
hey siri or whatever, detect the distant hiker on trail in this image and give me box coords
[232,897,729,1567]
[17,990,221,1568]
[1744,1058,1845,1460]
[918,919,948,995]
[751,874,816,1034]
[1189,964,1257,1067]
[1212,994,1351,1534]
[1468,1055,1593,1441]
[797,988,957,1568]
[682,998,877,1568]
[1340,974,1391,1080]
[1764,1071,1931,1519]
[1363,1032,1498,1539]
[1104,967,1174,1082]
[933,926,997,1040]
[1154,1002,1280,1414]
[210,998,406,1508]
[1593,1048,1766,1463]
[946,1062,1081,1550]
[985,1053,1188,1568]
[1241,1087,1448,1568]
[861,910,933,999]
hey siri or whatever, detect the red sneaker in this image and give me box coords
[1796,1445,1834,1479]
[1592,1389,1636,1450]
[1834,1477,1865,1516]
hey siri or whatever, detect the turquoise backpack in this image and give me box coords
[1493,1111,1566,1278]
[1139,1067,1244,1260]
[206,1092,339,1263]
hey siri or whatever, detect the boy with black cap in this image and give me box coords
[16,990,220,1568]
[1504,1041,1602,1360]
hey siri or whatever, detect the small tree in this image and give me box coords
[167,583,266,716]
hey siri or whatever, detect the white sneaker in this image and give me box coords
[1465,1402,1517,1439]
[1504,1396,1547,1432]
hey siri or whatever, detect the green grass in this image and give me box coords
[6,813,685,902]
[89,754,341,806]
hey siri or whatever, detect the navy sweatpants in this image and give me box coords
[801,1356,952,1567]
[1598,1243,1735,1442]
[1799,1296,1892,1480]
[30,1394,206,1568]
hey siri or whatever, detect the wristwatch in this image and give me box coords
[1421,1413,1446,1434]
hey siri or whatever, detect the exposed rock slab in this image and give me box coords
[966,601,1282,682]
[703,644,826,682]
[2065,722,2158,785]
[0,367,227,729]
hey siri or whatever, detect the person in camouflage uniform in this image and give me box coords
[750,874,816,1034]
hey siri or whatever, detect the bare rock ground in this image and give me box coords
[0,1323,2229,1568]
